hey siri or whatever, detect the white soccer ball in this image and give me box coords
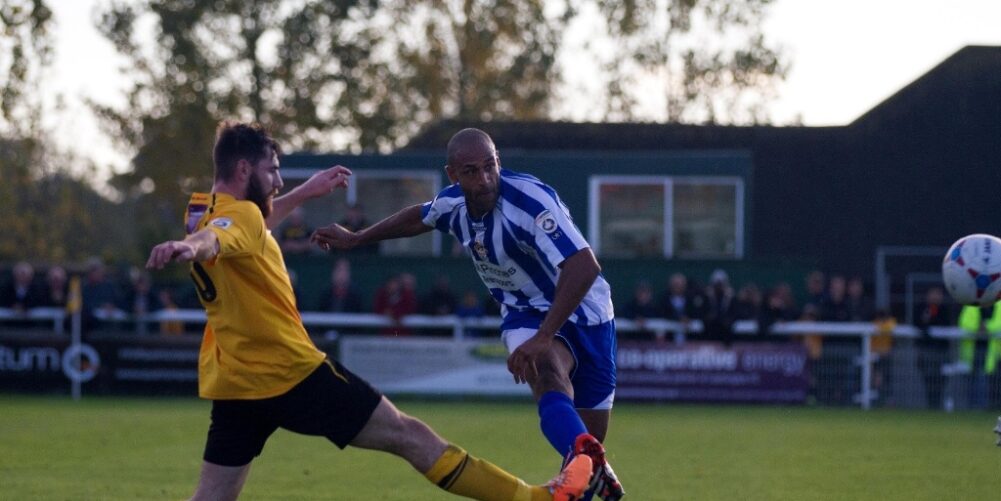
[942,234,1001,306]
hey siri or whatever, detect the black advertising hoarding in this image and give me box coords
[0,334,336,395]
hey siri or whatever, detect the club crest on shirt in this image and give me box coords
[535,210,558,234]
[211,217,233,230]
[472,240,488,260]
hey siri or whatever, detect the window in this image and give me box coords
[589,176,743,259]
[283,169,442,255]
[592,178,666,258]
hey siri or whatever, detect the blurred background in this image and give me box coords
[3,0,1001,412]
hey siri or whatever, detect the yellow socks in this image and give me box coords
[424,444,551,501]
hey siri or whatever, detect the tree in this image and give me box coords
[93,0,572,249]
[0,1,129,265]
[0,0,52,135]
[93,0,786,249]
[580,0,788,123]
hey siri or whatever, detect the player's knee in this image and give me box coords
[533,363,573,392]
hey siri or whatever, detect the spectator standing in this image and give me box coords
[871,308,897,406]
[421,275,458,316]
[803,270,827,311]
[39,265,68,308]
[758,282,798,340]
[157,288,185,335]
[124,267,162,335]
[338,204,380,255]
[660,273,705,337]
[845,276,874,322]
[796,303,827,404]
[957,304,1001,409]
[81,258,126,331]
[703,269,736,346]
[316,258,363,313]
[733,283,762,322]
[125,268,162,319]
[821,275,851,322]
[455,290,488,337]
[455,290,486,319]
[277,207,313,255]
[915,286,952,409]
[373,274,417,335]
[621,281,662,341]
[1,261,44,311]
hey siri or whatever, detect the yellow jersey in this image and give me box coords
[185,192,325,399]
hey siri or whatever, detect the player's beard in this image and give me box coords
[468,186,499,217]
[247,174,274,219]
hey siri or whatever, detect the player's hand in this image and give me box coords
[311,223,357,252]
[298,165,352,199]
[146,241,197,270]
[507,333,552,384]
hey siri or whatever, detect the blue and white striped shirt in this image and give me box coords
[421,169,614,327]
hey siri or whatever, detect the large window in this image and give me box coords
[284,169,442,255]
[588,176,744,259]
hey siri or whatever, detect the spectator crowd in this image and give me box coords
[3,252,997,409]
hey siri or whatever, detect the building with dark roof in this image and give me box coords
[404,46,1001,276]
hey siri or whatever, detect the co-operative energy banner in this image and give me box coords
[616,341,810,403]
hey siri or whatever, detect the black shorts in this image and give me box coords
[203,359,382,467]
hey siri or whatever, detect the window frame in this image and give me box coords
[283,168,444,255]
[588,175,745,259]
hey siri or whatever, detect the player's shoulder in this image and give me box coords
[499,169,560,211]
[500,168,548,188]
[430,183,466,209]
[214,193,261,215]
[204,193,265,229]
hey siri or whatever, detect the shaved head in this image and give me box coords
[447,128,495,167]
[444,128,501,218]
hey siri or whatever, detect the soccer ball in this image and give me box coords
[942,234,1001,306]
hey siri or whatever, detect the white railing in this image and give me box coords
[2,308,978,410]
[0,307,66,333]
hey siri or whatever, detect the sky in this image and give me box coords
[38,0,1001,183]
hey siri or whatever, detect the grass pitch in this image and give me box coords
[1,395,999,500]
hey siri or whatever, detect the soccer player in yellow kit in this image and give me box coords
[146,121,592,501]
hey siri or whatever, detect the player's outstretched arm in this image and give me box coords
[145,229,220,270]
[311,204,431,251]
[267,165,352,229]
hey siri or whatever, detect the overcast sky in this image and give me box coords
[40,0,1001,181]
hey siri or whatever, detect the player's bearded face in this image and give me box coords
[247,169,273,219]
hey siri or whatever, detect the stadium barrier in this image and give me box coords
[0,307,66,333]
[0,309,982,409]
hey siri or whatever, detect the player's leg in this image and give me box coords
[577,409,609,443]
[504,328,589,460]
[352,396,591,500]
[560,321,623,501]
[188,462,251,501]
[284,359,592,500]
[193,399,279,501]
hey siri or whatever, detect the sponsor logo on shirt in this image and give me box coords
[211,217,233,230]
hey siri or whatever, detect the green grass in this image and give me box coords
[1,395,999,500]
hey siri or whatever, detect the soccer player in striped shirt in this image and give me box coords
[146,122,592,501]
[313,128,625,500]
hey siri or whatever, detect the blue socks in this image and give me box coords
[537,391,588,458]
